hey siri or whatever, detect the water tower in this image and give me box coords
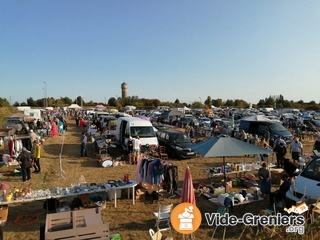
[121,82,128,98]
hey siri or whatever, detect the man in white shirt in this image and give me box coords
[132,136,142,164]
[290,137,303,164]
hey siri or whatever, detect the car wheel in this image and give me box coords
[172,151,181,160]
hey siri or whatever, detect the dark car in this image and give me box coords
[156,130,196,159]
[152,123,171,130]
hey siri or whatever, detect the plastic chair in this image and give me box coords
[211,207,228,240]
[153,204,173,231]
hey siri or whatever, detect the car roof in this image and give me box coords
[157,129,186,135]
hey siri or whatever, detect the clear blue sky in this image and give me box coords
[1,1,319,105]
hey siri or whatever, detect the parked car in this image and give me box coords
[197,117,211,127]
[177,116,199,128]
[286,154,320,206]
[99,116,116,129]
[152,123,171,131]
[156,130,196,159]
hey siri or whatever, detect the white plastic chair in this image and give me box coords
[153,204,173,231]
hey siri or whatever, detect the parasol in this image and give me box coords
[181,166,196,205]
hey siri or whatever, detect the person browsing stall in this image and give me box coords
[17,147,32,182]
[80,132,87,157]
[269,173,291,206]
[258,162,271,199]
[132,136,141,164]
[33,140,41,174]
[283,158,298,182]
[290,137,303,164]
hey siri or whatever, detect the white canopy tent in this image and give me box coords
[68,104,82,109]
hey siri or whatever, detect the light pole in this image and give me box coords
[104,97,106,105]
[43,81,47,108]
[199,97,202,103]
[43,88,45,109]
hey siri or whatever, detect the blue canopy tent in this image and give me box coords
[189,135,273,192]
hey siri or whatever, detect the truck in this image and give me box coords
[115,117,158,152]
[23,109,44,121]
[16,106,31,111]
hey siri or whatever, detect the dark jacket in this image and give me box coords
[18,151,32,168]
[283,159,297,177]
[278,180,291,200]
[274,144,287,158]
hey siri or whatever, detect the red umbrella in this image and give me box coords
[181,166,196,205]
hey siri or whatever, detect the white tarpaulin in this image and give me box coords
[68,104,81,109]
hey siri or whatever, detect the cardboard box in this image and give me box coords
[107,189,122,200]
[0,205,9,226]
[135,189,145,200]
[271,168,285,185]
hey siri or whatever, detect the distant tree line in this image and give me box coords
[2,95,320,111]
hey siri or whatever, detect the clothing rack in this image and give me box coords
[137,157,178,196]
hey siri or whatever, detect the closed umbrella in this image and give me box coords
[0,183,10,196]
[181,166,196,205]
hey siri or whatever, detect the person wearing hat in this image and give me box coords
[17,147,32,182]
[269,173,291,206]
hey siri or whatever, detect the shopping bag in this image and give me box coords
[152,230,162,240]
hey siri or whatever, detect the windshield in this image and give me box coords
[268,123,288,132]
[313,120,320,127]
[7,119,22,124]
[130,126,155,138]
[301,157,320,181]
[171,133,192,143]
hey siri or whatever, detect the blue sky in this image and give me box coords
[1,1,319,105]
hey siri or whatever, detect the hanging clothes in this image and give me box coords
[164,164,179,195]
[14,139,20,153]
[8,138,15,156]
[149,159,165,185]
[135,156,144,183]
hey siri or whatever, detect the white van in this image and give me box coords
[286,154,320,205]
[115,117,158,151]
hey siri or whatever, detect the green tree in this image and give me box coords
[27,97,36,106]
[224,99,234,107]
[108,97,117,107]
[0,98,10,107]
[204,96,212,108]
[212,99,223,107]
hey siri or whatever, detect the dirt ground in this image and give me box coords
[0,116,317,240]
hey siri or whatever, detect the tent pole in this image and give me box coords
[223,156,227,193]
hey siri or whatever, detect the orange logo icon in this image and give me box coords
[170,203,202,234]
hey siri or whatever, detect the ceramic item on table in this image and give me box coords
[102,160,113,168]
